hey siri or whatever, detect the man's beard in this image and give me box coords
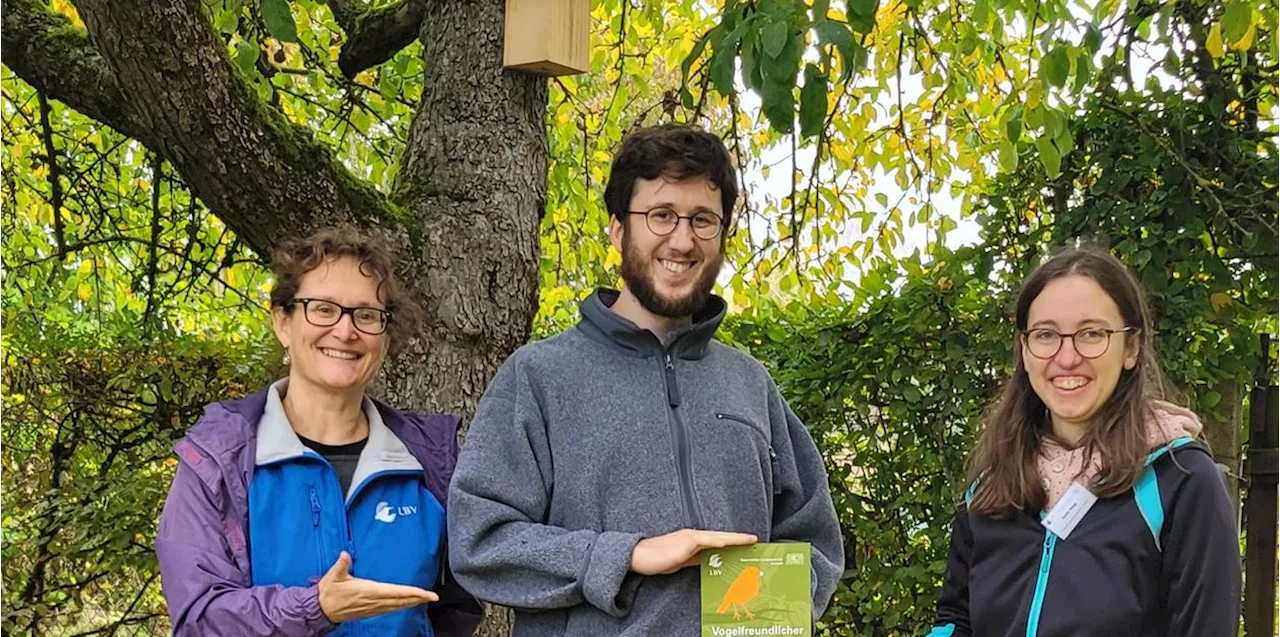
[620,233,722,319]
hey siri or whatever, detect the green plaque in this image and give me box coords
[700,543,812,637]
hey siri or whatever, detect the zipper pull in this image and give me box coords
[768,445,779,464]
[309,487,321,528]
[663,354,680,406]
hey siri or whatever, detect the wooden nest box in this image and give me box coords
[503,0,590,76]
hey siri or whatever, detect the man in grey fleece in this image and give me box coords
[447,124,844,635]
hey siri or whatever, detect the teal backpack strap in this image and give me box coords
[964,469,989,507]
[1133,437,1196,551]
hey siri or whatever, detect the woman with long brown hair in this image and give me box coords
[927,247,1239,636]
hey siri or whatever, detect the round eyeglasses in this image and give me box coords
[626,207,725,240]
[289,298,391,335]
[1021,326,1135,360]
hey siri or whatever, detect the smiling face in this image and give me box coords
[1022,275,1139,435]
[272,256,388,396]
[610,175,725,319]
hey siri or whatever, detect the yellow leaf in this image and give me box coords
[1211,292,1232,311]
[1206,23,1226,58]
[77,282,92,301]
[51,0,84,28]
[1230,20,1256,52]
[1027,82,1043,109]
[78,259,93,275]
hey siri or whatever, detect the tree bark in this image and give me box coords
[1203,380,1244,524]
[330,0,427,78]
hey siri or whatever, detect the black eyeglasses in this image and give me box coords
[289,298,392,335]
[1021,326,1135,360]
[627,207,725,240]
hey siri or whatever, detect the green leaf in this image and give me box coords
[999,104,1023,143]
[1222,0,1252,46]
[998,141,1018,172]
[1054,126,1074,157]
[1203,390,1223,408]
[903,385,922,404]
[875,193,889,207]
[1035,136,1061,178]
[216,1,242,34]
[709,24,748,96]
[846,0,878,33]
[799,64,828,138]
[760,32,801,85]
[1042,107,1062,138]
[811,0,831,21]
[972,0,989,26]
[741,37,763,90]
[848,0,877,18]
[1072,56,1093,93]
[760,81,795,134]
[1083,24,1102,54]
[234,40,259,74]
[1025,104,1044,129]
[813,21,861,81]
[1040,46,1069,88]
[762,20,789,59]
[260,0,297,43]
[680,34,709,81]
[378,71,399,102]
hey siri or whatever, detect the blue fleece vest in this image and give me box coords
[249,382,445,636]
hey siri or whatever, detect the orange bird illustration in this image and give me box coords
[716,566,764,620]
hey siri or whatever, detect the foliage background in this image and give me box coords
[2,0,1276,635]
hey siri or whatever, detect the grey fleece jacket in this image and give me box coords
[447,289,845,636]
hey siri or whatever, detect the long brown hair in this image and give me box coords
[966,246,1171,517]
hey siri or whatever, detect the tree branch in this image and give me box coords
[2,0,153,145]
[37,93,68,256]
[7,0,400,257]
[331,0,426,78]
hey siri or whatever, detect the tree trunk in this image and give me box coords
[1202,380,1244,525]
[382,0,547,420]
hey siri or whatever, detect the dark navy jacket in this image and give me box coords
[927,440,1240,637]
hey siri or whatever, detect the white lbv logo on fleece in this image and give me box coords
[375,501,418,523]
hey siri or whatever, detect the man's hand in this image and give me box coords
[318,552,438,623]
[628,529,758,576]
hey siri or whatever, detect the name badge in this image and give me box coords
[1041,482,1098,540]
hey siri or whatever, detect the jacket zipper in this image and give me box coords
[333,470,360,637]
[314,459,360,636]
[1025,528,1057,636]
[663,352,703,528]
[309,486,325,579]
[715,413,781,494]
